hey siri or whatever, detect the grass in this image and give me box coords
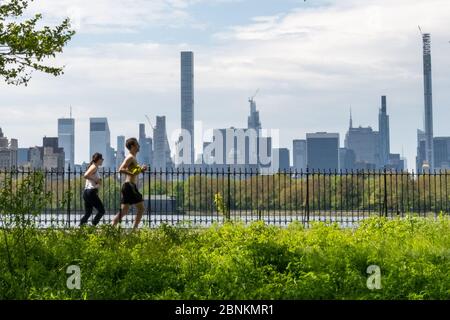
[0,215,449,300]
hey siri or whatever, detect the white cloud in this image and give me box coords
[26,0,240,33]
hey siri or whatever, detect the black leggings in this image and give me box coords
[80,189,105,226]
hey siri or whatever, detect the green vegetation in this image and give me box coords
[0,172,448,300]
[0,216,448,300]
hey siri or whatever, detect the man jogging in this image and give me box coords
[111,137,148,230]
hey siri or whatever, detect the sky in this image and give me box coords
[1,0,449,168]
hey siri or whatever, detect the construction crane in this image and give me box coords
[144,114,155,130]
[248,89,259,104]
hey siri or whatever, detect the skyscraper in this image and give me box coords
[139,124,145,141]
[388,154,405,171]
[42,137,65,170]
[416,129,427,172]
[28,147,42,169]
[378,96,390,168]
[248,95,262,131]
[420,31,434,170]
[293,139,307,172]
[116,135,126,168]
[345,126,380,169]
[433,137,450,170]
[339,148,356,171]
[153,116,172,170]
[43,137,59,153]
[274,148,290,172]
[306,133,339,171]
[17,148,29,167]
[90,118,113,169]
[0,128,18,169]
[58,118,75,169]
[138,123,152,166]
[181,51,195,164]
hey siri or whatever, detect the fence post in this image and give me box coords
[384,168,388,218]
[227,166,231,221]
[67,165,71,227]
[306,167,310,224]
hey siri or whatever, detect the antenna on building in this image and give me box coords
[418,25,423,36]
[349,106,353,129]
[70,106,73,119]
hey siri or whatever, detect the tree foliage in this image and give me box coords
[0,0,75,85]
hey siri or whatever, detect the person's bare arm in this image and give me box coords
[84,164,100,183]
[119,156,135,176]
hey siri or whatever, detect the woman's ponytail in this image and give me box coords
[90,153,103,167]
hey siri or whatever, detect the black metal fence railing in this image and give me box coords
[0,168,448,228]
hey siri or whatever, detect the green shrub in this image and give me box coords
[0,216,449,300]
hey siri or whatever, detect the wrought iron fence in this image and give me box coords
[0,168,448,228]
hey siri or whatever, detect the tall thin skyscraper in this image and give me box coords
[181,51,195,164]
[421,31,434,170]
[58,117,75,169]
[378,96,390,168]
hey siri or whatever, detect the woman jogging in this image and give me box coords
[80,153,106,226]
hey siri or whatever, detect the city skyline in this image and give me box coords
[0,89,445,171]
[1,0,449,167]
[0,47,446,170]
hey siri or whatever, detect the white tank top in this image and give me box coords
[85,165,100,190]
